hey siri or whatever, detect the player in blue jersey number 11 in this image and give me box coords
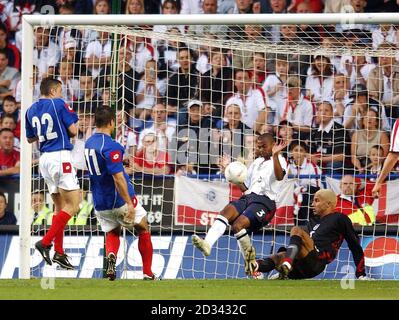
[85,106,158,280]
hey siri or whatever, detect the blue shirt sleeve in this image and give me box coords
[25,107,35,139]
[103,141,125,175]
[57,99,78,130]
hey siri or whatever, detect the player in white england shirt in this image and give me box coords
[192,133,287,278]
[372,118,399,198]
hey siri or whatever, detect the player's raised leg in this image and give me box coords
[192,204,239,256]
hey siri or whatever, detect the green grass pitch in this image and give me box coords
[0,279,398,300]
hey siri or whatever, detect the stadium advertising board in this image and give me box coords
[0,235,398,279]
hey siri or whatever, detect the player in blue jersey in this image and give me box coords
[25,78,80,270]
[85,106,157,281]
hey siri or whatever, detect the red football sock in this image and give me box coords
[42,211,71,247]
[106,231,120,257]
[53,212,65,254]
[138,231,153,276]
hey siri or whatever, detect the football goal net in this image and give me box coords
[18,13,399,280]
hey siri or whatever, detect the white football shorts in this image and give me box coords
[39,150,80,194]
[96,197,147,233]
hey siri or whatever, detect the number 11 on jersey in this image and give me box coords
[85,149,101,176]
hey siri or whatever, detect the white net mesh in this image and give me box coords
[24,21,399,280]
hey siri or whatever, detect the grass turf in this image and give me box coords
[0,279,398,300]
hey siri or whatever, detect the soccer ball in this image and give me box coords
[224,161,248,184]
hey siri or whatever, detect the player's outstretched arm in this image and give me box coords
[372,152,399,198]
[340,215,366,278]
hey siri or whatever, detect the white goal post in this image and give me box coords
[20,12,399,279]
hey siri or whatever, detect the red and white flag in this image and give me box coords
[174,176,232,226]
[372,179,399,223]
[174,176,296,226]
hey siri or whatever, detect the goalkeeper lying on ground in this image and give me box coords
[245,189,371,280]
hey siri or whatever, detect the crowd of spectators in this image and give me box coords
[1,0,399,226]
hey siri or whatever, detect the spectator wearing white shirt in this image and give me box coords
[196,36,215,75]
[305,54,334,103]
[262,54,289,125]
[335,0,377,33]
[135,59,166,120]
[138,103,176,152]
[180,0,203,13]
[340,52,376,89]
[372,24,397,49]
[130,35,158,75]
[276,76,314,134]
[57,59,80,104]
[367,42,399,121]
[288,140,322,190]
[62,38,84,76]
[287,140,321,224]
[225,69,267,132]
[33,27,60,78]
[85,31,112,78]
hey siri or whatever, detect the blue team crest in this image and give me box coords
[205,189,218,205]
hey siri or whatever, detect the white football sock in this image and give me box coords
[205,215,229,249]
[235,229,251,258]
